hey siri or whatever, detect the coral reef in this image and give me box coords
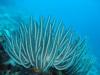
[3,17,89,70]
[1,71,20,75]
[0,17,93,75]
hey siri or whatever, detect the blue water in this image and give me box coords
[0,0,100,73]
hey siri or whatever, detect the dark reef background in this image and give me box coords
[0,0,100,74]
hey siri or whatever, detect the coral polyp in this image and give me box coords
[3,17,86,72]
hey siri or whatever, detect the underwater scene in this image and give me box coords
[0,0,100,75]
